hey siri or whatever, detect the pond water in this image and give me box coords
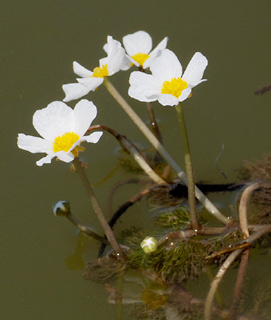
[1,1,271,319]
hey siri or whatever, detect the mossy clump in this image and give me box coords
[154,206,207,230]
[155,207,191,230]
[239,154,271,224]
[120,226,150,248]
[84,255,125,282]
[239,154,271,182]
[126,228,245,284]
[128,239,211,283]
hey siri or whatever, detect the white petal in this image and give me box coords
[73,61,93,77]
[33,101,75,141]
[143,37,168,68]
[120,55,132,71]
[77,77,104,91]
[182,52,208,86]
[128,71,161,102]
[55,151,74,163]
[80,131,103,144]
[158,94,179,106]
[63,83,90,102]
[36,154,56,166]
[106,36,126,75]
[123,31,152,56]
[178,87,192,102]
[36,151,74,166]
[73,100,98,136]
[99,57,108,67]
[17,134,52,153]
[150,49,183,82]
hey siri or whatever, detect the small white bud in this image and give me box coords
[140,236,158,254]
[53,200,71,216]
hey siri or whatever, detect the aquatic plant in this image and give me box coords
[17,30,271,320]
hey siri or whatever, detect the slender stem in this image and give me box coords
[205,266,225,310]
[242,224,271,244]
[239,183,261,239]
[140,67,163,144]
[204,248,243,320]
[88,125,166,185]
[66,211,108,243]
[146,102,163,144]
[103,78,229,225]
[146,102,164,163]
[73,157,127,261]
[228,249,250,320]
[175,103,198,230]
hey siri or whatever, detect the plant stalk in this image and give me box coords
[73,157,127,261]
[204,248,243,320]
[66,211,108,243]
[88,124,166,185]
[103,78,229,225]
[175,103,198,230]
[146,102,163,144]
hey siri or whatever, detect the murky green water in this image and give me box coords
[1,1,271,319]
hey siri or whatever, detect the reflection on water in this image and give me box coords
[2,0,271,319]
[65,233,88,270]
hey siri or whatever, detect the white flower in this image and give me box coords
[128,49,208,107]
[17,99,103,166]
[140,236,158,254]
[123,30,168,69]
[63,36,129,102]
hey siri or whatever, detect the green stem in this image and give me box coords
[66,211,108,243]
[103,78,229,225]
[73,157,127,261]
[175,103,198,230]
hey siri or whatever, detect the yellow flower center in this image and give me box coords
[161,77,188,98]
[92,64,109,78]
[53,132,80,153]
[131,53,150,67]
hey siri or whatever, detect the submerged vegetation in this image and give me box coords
[18,30,271,319]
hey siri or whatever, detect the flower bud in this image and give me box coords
[140,236,158,254]
[53,200,71,216]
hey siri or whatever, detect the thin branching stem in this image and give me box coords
[225,182,254,319]
[103,78,229,225]
[228,249,250,320]
[175,103,198,230]
[73,157,127,262]
[242,224,271,244]
[239,182,261,238]
[88,124,166,185]
[146,102,163,144]
[65,211,108,243]
[204,248,243,320]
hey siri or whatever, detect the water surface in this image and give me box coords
[1,1,271,319]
